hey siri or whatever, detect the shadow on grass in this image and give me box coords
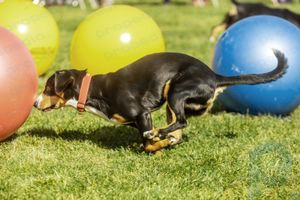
[214,131,237,139]
[26,126,144,153]
[13,125,190,153]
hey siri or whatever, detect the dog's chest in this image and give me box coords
[65,99,127,124]
[85,106,110,120]
[86,106,132,124]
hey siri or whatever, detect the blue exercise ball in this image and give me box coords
[213,15,300,115]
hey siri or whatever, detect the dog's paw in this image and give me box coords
[143,129,158,139]
[166,135,182,145]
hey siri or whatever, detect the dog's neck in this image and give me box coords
[65,74,111,119]
[77,73,92,112]
[66,97,110,120]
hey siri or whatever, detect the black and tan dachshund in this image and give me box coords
[35,50,287,153]
[210,0,300,42]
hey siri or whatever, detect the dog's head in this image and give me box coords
[34,69,86,112]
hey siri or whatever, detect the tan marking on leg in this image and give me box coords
[144,83,183,151]
[165,104,182,145]
[149,100,177,138]
[205,86,226,112]
[111,114,127,123]
[144,139,171,153]
[167,129,182,145]
[144,99,184,152]
[151,104,177,136]
[167,104,176,125]
[184,103,204,110]
[163,80,171,99]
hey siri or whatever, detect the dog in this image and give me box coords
[210,0,300,42]
[34,49,287,153]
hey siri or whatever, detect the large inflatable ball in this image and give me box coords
[213,16,300,115]
[0,28,38,141]
[0,1,60,75]
[70,5,165,75]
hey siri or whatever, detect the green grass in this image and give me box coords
[1,0,300,199]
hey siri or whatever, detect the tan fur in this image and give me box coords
[205,87,226,112]
[38,93,65,110]
[111,114,127,124]
[167,129,182,145]
[185,103,204,110]
[163,80,171,99]
[144,138,171,152]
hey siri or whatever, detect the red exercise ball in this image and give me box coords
[0,27,38,141]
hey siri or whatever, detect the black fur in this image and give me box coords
[216,49,288,86]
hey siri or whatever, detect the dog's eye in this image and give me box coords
[44,85,56,96]
[55,93,64,99]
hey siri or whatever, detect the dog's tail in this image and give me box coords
[216,49,288,87]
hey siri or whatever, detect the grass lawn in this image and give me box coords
[1,0,300,199]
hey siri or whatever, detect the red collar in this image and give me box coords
[77,73,92,112]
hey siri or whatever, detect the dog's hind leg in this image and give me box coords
[143,92,187,140]
[142,106,183,153]
[143,105,184,152]
[166,105,183,145]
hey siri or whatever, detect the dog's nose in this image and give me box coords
[33,100,38,108]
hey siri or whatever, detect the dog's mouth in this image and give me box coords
[41,105,56,112]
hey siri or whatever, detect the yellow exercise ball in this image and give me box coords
[0,1,60,75]
[70,5,165,75]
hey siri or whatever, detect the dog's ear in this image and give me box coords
[54,71,74,94]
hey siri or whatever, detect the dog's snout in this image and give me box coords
[34,95,42,108]
[34,100,38,108]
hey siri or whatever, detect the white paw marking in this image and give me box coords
[143,130,156,139]
[169,137,178,145]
